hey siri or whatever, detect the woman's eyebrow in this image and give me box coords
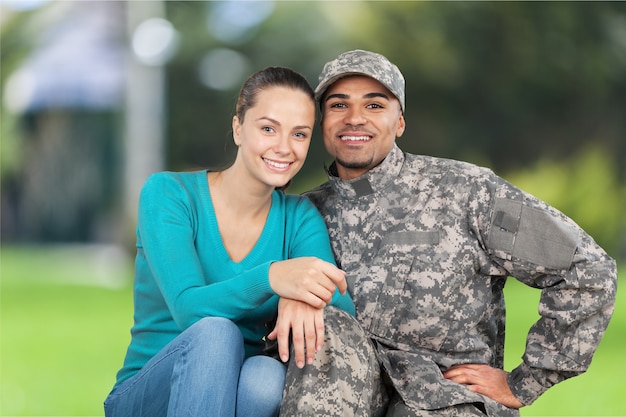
[256,116,281,125]
[256,116,312,130]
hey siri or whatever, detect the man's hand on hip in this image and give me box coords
[443,363,524,409]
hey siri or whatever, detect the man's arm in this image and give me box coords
[477,177,618,406]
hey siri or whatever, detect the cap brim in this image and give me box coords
[314,71,372,102]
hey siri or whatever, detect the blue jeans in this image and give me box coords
[104,317,286,417]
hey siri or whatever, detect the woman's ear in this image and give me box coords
[232,115,242,146]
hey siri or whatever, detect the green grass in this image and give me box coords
[1,245,623,416]
[1,245,134,416]
[503,279,625,416]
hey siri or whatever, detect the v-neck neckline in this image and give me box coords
[202,171,276,266]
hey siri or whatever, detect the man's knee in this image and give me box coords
[323,306,371,348]
[280,307,388,417]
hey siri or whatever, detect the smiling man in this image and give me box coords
[278,50,617,417]
[320,74,405,180]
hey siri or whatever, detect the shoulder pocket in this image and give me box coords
[488,198,578,269]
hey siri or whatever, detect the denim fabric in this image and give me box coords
[104,317,285,417]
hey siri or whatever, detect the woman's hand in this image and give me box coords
[266,298,325,368]
[268,257,347,309]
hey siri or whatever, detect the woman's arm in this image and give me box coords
[266,195,357,366]
[280,194,355,313]
[137,173,277,328]
[138,174,353,331]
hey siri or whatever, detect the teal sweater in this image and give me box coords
[115,171,355,387]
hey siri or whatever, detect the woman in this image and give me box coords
[104,66,355,417]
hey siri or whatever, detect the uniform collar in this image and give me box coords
[326,143,405,199]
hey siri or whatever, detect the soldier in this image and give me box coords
[274,50,617,416]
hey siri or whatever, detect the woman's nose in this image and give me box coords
[273,134,291,155]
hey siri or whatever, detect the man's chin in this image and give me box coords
[335,157,372,171]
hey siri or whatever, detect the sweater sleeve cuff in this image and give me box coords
[507,362,550,406]
[240,261,276,302]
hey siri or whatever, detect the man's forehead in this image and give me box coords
[325,75,394,97]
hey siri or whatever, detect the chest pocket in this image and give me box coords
[384,230,440,246]
[361,229,464,352]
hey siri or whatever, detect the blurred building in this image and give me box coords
[2,0,172,244]
[2,1,126,243]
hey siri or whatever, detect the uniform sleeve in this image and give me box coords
[137,173,275,329]
[287,196,355,316]
[474,174,617,405]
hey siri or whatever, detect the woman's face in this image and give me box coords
[233,86,315,189]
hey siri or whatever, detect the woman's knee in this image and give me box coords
[237,356,286,415]
[183,317,245,362]
[189,317,241,342]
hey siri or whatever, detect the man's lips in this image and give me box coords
[339,134,372,142]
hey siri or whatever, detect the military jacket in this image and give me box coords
[305,144,616,413]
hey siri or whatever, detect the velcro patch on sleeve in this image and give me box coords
[489,198,579,269]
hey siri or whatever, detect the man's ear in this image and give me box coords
[396,113,406,138]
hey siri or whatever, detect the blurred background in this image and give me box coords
[1,1,624,416]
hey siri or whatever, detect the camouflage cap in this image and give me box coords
[315,49,405,112]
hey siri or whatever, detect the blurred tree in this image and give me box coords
[160,0,626,256]
[162,1,626,177]
[339,1,626,174]
[1,1,624,256]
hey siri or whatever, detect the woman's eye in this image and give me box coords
[262,126,275,133]
[294,132,308,139]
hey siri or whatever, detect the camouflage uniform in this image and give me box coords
[280,144,617,416]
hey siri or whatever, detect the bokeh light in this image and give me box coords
[198,48,250,91]
[206,0,274,44]
[131,17,179,66]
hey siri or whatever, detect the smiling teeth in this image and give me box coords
[341,135,369,141]
[264,159,290,169]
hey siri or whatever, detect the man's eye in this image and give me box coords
[367,103,383,109]
[329,102,347,109]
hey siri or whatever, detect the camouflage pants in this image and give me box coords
[279,306,389,417]
[386,394,489,417]
[279,307,492,417]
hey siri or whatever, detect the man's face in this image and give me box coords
[320,75,405,180]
